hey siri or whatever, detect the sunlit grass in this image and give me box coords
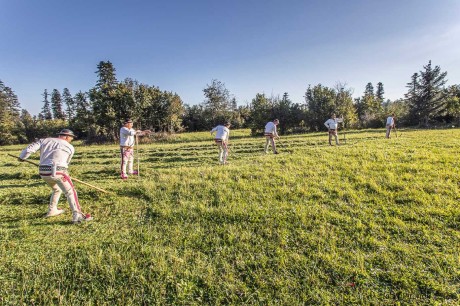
[0,128,459,304]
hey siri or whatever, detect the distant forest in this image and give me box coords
[1,60,459,145]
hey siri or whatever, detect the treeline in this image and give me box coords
[185,61,460,134]
[1,60,459,145]
[1,62,185,145]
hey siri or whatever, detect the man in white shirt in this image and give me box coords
[386,113,395,138]
[120,119,151,179]
[324,114,340,146]
[264,119,280,154]
[18,129,93,224]
[211,122,231,165]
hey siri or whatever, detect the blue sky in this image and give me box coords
[1,0,459,115]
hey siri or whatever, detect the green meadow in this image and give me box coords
[0,128,459,305]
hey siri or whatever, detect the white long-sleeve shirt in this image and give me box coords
[211,125,230,141]
[120,127,137,147]
[264,122,279,137]
[19,138,75,168]
[324,118,338,130]
[386,116,394,126]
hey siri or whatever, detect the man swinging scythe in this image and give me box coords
[211,122,231,165]
[17,129,93,224]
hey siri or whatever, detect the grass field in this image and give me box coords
[0,128,459,305]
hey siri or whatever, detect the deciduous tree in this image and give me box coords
[202,79,233,128]
[446,85,460,126]
[304,84,336,131]
[248,93,272,135]
[334,83,358,129]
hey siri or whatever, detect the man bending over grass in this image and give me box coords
[264,119,280,154]
[18,129,93,224]
[211,122,231,165]
[386,113,395,138]
[120,119,151,179]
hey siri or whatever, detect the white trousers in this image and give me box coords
[120,147,134,176]
[215,140,228,164]
[40,171,81,214]
[264,135,276,153]
[328,130,339,145]
[386,125,392,138]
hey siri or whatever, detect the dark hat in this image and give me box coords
[124,119,133,124]
[58,129,76,138]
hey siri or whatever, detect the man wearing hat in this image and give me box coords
[119,119,151,179]
[210,122,231,165]
[18,129,93,224]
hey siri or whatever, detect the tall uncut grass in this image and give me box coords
[0,128,459,305]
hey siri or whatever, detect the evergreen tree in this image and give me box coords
[51,89,66,120]
[95,61,118,89]
[73,91,93,137]
[417,61,448,126]
[360,82,383,127]
[231,97,238,112]
[62,88,75,122]
[405,73,420,125]
[364,82,374,98]
[354,97,364,125]
[376,82,385,105]
[89,61,119,140]
[0,80,22,144]
[41,89,52,120]
[0,81,20,116]
[362,82,376,114]
[406,61,448,126]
